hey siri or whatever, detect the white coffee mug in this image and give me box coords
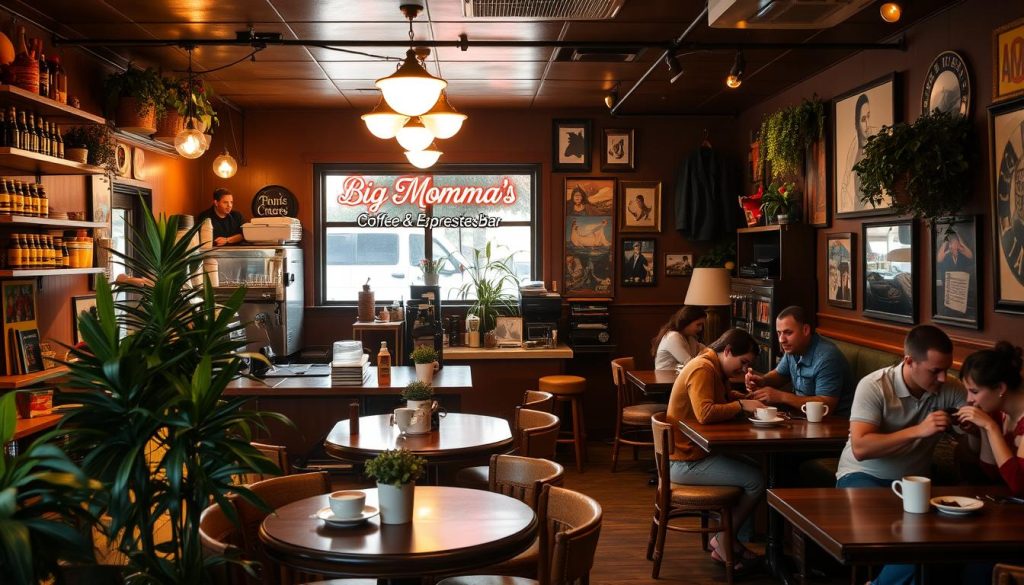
[392,407,417,434]
[802,401,830,422]
[891,476,932,514]
[328,490,366,518]
[755,406,778,421]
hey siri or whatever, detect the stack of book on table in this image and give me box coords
[331,353,370,386]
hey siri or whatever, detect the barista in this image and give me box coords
[197,188,245,246]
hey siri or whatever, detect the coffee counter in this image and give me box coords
[443,344,573,360]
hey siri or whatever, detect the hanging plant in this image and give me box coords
[852,110,972,222]
[758,96,825,182]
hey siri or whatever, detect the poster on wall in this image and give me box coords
[932,216,979,329]
[564,178,615,298]
[862,219,916,324]
[826,232,855,309]
[994,17,1024,103]
[988,96,1024,314]
[833,73,899,218]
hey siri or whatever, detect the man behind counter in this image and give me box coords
[197,188,245,246]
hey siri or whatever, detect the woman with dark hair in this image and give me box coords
[666,328,766,573]
[651,306,707,370]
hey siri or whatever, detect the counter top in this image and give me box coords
[224,365,472,397]
[444,344,573,360]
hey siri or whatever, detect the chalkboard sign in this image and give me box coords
[252,185,299,217]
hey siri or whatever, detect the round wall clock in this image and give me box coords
[921,50,971,116]
[114,142,130,177]
[132,147,146,180]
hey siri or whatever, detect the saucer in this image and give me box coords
[930,496,984,515]
[748,416,786,427]
[316,505,379,527]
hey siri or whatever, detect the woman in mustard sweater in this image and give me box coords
[666,328,766,572]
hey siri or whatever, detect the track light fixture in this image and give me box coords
[604,84,619,109]
[725,50,745,89]
[879,2,902,23]
[664,53,684,84]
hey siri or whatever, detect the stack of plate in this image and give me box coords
[49,211,69,220]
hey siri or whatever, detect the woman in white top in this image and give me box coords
[652,306,707,370]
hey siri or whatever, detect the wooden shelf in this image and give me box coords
[0,366,68,389]
[0,85,106,125]
[13,413,62,440]
[0,147,106,176]
[0,267,102,277]
[737,224,785,233]
[0,215,105,229]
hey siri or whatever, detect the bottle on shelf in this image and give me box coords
[0,111,5,148]
[0,179,10,215]
[55,124,64,159]
[7,235,21,269]
[56,236,69,268]
[10,180,23,215]
[377,341,392,386]
[38,50,49,98]
[17,111,28,151]
[8,107,20,150]
[37,184,48,217]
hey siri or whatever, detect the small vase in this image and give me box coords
[423,273,439,286]
[484,331,498,348]
[377,482,415,524]
[415,361,438,384]
[777,213,791,225]
[66,147,88,164]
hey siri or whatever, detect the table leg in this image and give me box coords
[765,454,794,585]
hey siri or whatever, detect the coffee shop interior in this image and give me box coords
[2,0,1024,583]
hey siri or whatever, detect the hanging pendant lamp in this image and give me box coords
[175,48,209,159]
[405,142,442,169]
[361,95,410,139]
[420,91,466,139]
[213,149,238,178]
[376,49,447,117]
[396,117,435,152]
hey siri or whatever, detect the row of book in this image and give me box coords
[331,353,370,386]
[7,327,44,375]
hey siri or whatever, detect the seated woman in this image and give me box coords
[651,306,707,370]
[666,328,766,573]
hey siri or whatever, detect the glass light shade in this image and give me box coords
[420,92,466,139]
[396,118,435,152]
[405,145,442,169]
[880,2,902,22]
[376,49,447,117]
[361,97,410,139]
[725,75,742,89]
[212,151,238,178]
[175,127,208,159]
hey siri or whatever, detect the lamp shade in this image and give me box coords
[420,91,466,139]
[376,49,447,117]
[212,150,238,178]
[684,268,732,306]
[174,126,208,159]
[405,144,442,169]
[396,117,435,152]
[361,96,410,139]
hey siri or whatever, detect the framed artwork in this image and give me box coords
[1,279,38,375]
[602,128,635,171]
[931,216,980,329]
[15,328,43,374]
[665,253,694,277]
[553,119,591,172]
[564,178,615,297]
[922,51,971,116]
[862,219,916,324]
[72,295,99,345]
[832,73,899,218]
[621,238,656,287]
[114,142,130,177]
[89,175,113,291]
[988,96,1024,313]
[805,137,829,227]
[493,316,523,347]
[618,180,661,233]
[826,233,855,309]
[994,17,1024,103]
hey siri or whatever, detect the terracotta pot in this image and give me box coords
[115,97,157,135]
[154,111,184,143]
[65,147,88,164]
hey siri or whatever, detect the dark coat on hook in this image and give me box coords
[674,145,741,241]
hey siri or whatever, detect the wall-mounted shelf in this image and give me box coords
[0,215,105,229]
[0,147,106,176]
[0,85,106,125]
[737,224,790,234]
[0,366,68,389]
[0,267,103,278]
[114,130,180,158]
[13,413,63,440]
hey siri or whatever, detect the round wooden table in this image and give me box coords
[324,413,513,464]
[259,487,537,580]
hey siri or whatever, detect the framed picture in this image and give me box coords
[493,316,523,348]
[1,279,38,375]
[833,73,899,218]
[621,238,656,287]
[993,17,1024,103]
[72,295,99,345]
[665,253,694,277]
[564,178,615,297]
[862,219,916,324]
[553,119,591,172]
[15,328,43,374]
[988,96,1024,314]
[931,216,980,329]
[602,128,635,171]
[921,51,971,116]
[805,137,829,227]
[826,233,855,309]
[618,181,661,233]
[89,174,113,226]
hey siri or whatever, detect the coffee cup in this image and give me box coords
[755,406,778,421]
[802,401,830,422]
[392,407,417,434]
[328,490,366,518]
[891,476,931,514]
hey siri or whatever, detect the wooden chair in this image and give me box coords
[995,564,1024,585]
[199,500,248,585]
[610,357,666,472]
[649,412,742,583]
[237,442,290,485]
[456,408,560,489]
[522,390,555,414]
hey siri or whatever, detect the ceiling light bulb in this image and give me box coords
[212,150,238,178]
[405,144,442,169]
[376,49,447,117]
[396,117,435,152]
[726,75,742,89]
[726,51,745,89]
[420,92,467,139]
[880,2,902,23]
[604,87,618,109]
[361,96,410,139]
[175,126,207,159]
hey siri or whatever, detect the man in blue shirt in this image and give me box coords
[744,306,854,417]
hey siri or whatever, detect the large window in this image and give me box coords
[314,164,540,304]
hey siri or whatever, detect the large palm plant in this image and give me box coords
[455,242,521,332]
[58,204,286,584]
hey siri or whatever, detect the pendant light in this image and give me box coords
[211,107,239,178]
[175,47,209,159]
[374,4,447,117]
[420,91,466,139]
[361,95,410,139]
[725,50,745,89]
[405,142,442,169]
[396,117,434,152]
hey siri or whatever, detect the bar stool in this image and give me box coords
[538,375,587,472]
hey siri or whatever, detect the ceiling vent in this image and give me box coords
[463,0,625,19]
[708,0,874,29]
[554,47,643,62]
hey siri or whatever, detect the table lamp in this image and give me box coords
[684,267,732,342]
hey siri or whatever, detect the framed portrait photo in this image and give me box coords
[862,219,916,324]
[72,295,99,345]
[993,17,1024,103]
[602,128,635,171]
[564,178,615,297]
[553,119,591,172]
[621,238,656,287]
[833,73,900,218]
[494,316,523,348]
[665,253,694,277]
[932,216,980,329]
[618,180,661,233]
[826,232,855,309]
[1,279,38,375]
[988,96,1024,313]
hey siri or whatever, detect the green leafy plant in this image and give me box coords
[401,380,433,401]
[104,66,167,119]
[364,449,427,488]
[852,110,972,222]
[696,239,736,269]
[57,202,290,584]
[62,124,118,174]
[418,257,448,277]
[162,76,219,131]
[760,182,800,219]
[409,345,438,365]
[455,242,521,332]
[758,96,825,182]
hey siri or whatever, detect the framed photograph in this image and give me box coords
[493,316,523,348]
[826,233,855,309]
[922,51,971,116]
[862,219,916,324]
[833,73,899,218]
[805,137,829,227]
[932,216,979,329]
[988,96,1024,313]
[1,279,38,375]
[564,178,615,297]
[665,253,694,277]
[618,180,661,233]
[602,128,635,171]
[72,295,99,345]
[994,17,1024,103]
[553,119,591,172]
[621,238,656,287]
[16,328,43,374]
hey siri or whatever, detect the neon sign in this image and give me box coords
[336,175,518,214]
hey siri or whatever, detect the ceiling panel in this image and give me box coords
[321,61,415,80]
[101,0,285,23]
[430,21,564,41]
[212,79,340,94]
[289,22,435,41]
[208,60,328,81]
[434,46,556,62]
[270,0,415,22]
[439,61,547,80]
[544,61,659,81]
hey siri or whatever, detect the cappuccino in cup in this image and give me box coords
[755,406,778,421]
[328,490,366,519]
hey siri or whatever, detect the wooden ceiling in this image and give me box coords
[7,0,957,114]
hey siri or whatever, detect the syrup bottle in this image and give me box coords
[377,341,392,386]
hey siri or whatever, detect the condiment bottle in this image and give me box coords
[377,341,391,386]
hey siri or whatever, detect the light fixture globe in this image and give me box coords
[880,2,902,22]
[396,117,435,152]
[376,49,447,117]
[361,96,410,139]
[725,74,742,89]
[175,126,207,159]
[212,150,238,178]
[405,144,442,169]
[420,91,466,139]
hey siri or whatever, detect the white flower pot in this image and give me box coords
[415,361,438,384]
[377,482,415,524]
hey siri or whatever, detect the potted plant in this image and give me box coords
[760,182,801,224]
[62,124,118,174]
[758,97,825,182]
[363,449,426,524]
[401,379,433,410]
[455,242,521,347]
[852,110,972,222]
[418,256,446,286]
[104,67,167,135]
[157,76,219,142]
[408,345,439,384]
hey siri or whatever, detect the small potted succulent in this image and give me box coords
[409,345,439,384]
[62,124,118,174]
[760,182,800,224]
[364,448,427,524]
[104,66,167,135]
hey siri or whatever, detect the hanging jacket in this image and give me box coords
[674,146,741,241]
